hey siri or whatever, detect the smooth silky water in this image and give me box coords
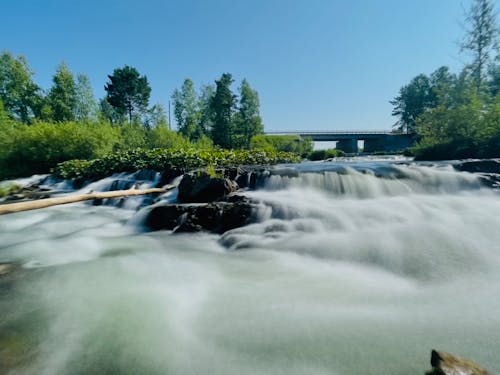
[1,159,500,374]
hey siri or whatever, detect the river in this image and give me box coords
[1,158,499,375]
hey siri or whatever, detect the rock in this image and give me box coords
[426,349,492,375]
[158,168,185,187]
[454,160,500,174]
[144,204,188,231]
[143,196,257,234]
[177,172,238,203]
[453,160,500,189]
[0,263,16,277]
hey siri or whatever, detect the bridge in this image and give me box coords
[266,130,415,153]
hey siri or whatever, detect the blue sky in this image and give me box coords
[2,0,470,131]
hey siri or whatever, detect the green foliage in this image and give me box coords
[0,121,121,179]
[104,66,151,123]
[56,148,300,182]
[47,62,76,122]
[198,84,215,136]
[144,104,168,129]
[391,67,457,134]
[172,78,201,140]
[308,148,345,161]
[250,134,313,157]
[461,0,498,90]
[74,74,97,121]
[413,92,500,160]
[145,125,192,149]
[210,73,237,148]
[0,181,21,198]
[0,51,43,123]
[393,1,499,160]
[234,79,264,149]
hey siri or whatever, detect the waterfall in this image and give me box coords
[1,160,499,375]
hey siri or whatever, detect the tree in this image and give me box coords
[210,73,237,148]
[198,84,215,136]
[98,98,125,124]
[0,51,43,123]
[172,78,199,140]
[461,0,499,90]
[234,79,264,148]
[47,62,77,122]
[104,65,151,123]
[144,103,168,129]
[74,74,97,121]
[390,74,433,133]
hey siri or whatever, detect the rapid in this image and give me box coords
[1,158,500,375]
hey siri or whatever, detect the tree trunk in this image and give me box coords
[0,186,174,215]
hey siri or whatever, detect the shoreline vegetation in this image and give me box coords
[393,0,499,161]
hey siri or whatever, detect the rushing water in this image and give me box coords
[1,158,500,375]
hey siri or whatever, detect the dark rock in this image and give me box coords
[144,204,188,231]
[454,159,500,174]
[158,168,185,187]
[3,194,26,202]
[143,195,257,234]
[178,172,238,203]
[426,349,491,375]
[453,160,500,189]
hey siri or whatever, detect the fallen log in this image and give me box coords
[0,186,174,215]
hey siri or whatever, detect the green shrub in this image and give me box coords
[0,121,121,179]
[145,125,193,149]
[0,182,21,198]
[307,148,344,161]
[56,148,300,182]
[250,134,313,157]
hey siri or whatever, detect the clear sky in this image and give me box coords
[2,0,471,131]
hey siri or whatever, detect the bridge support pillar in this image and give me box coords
[363,137,386,153]
[336,138,358,153]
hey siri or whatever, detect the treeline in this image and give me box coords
[392,0,499,160]
[0,53,316,179]
[0,52,264,146]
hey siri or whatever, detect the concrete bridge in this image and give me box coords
[266,130,415,153]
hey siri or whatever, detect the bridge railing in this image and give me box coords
[266,130,395,135]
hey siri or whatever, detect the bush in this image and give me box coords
[56,148,301,182]
[0,121,121,179]
[250,134,313,157]
[307,148,344,161]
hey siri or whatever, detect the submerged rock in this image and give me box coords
[426,349,491,375]
[144,195,257,234]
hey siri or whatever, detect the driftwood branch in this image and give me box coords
[0,186,174,215]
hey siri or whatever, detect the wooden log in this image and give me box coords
[0,186,174,215]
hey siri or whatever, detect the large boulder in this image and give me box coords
[177,172,238,203]
[143,195,257,234]
[454,160,500,174]
[426,350,491,375]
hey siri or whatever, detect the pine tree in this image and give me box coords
[461,0,499,90]
[210,73,236,148]
[235,79,264,148]
[47,62,77,122]
[104,66,151,123]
